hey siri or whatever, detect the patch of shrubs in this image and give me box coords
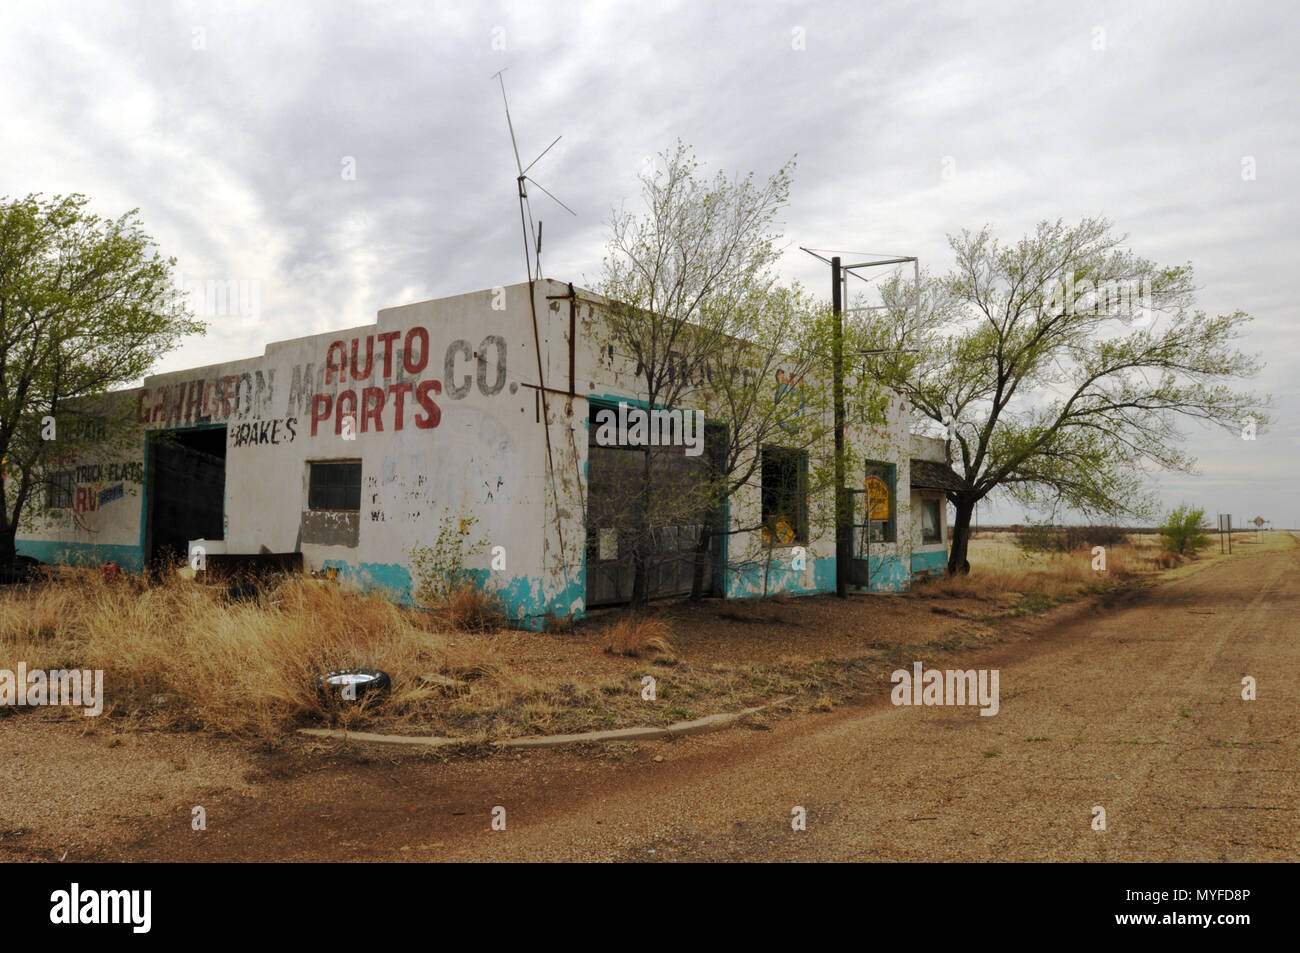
[1016,523,1129,553]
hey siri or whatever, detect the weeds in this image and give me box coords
[600,616,676,660]
[0,569,515,737]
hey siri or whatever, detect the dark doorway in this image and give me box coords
[146,426,227,570]
[585,412,723,607]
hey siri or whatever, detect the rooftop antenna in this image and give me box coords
[493,69,575,281]
[492,69,577,594]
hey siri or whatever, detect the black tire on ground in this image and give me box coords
[316,668,392,702]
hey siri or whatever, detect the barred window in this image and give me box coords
[308,461,361,511]
[47,471,74,509]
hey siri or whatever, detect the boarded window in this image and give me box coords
[47,471,74,509]
[761,446,808,544]
[308,461,361,511]
[863,461,896,543]
[921,497,942,543]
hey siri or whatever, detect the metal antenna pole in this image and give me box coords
[832,256,848,598]
[494,70,523,175]
[495,70,534,282]
[494,70,573,282]
[493,70,577,600]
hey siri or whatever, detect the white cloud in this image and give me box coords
[1,0,1295,522]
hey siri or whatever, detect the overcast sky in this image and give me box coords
[3,0,1296,526]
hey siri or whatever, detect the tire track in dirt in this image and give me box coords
[411,546,1299,862]
[1050,546,1294,861]
[11,544,1297,862]
[1130,546,1299,860]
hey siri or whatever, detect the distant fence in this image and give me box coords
[973,524,1162,536]
[1012,525,1131,553]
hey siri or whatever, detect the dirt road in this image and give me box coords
[4,542,1297,862]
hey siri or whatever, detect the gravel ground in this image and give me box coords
[0,720,258,860]
[2,538,1295,862]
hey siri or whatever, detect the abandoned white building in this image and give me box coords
[17,279,957,628]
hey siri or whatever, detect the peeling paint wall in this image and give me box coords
[18,278,948,624]
[19,282,584,627]
[17,391,147,570]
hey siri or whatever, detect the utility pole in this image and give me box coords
[831,257,848,597]
[802,246,919,599]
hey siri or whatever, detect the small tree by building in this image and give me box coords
[598,141,797,605]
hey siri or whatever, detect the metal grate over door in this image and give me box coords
[585,435,716,607]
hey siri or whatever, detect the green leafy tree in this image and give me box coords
[689,285,847,598]
[598,141,796,605]
[0,193,201,568]
[1159,505,1211,555]
[866,217,1266,575]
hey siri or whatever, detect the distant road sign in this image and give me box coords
[1253,516,1266,528]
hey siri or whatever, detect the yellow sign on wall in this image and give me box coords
[864,475,890,520]
[762,516,798,546]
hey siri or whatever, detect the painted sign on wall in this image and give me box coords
[133,329,512,442]
[865,475,890,519]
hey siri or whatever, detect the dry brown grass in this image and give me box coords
[440,583,504,632]
[600,616,676,660]
[7,529,1248,743]
[911,534,1174,604]
[0,569,528,738]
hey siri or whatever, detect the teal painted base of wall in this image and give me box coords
[322,560,415,604]
[458,568,586,631]
[322,561,585,632]
[854,553,911,592]
[17,538,950,624]
[16,545,580,632]
[910,549,948,579]
[725,555,837,600]
[15,540,145,573]
[724,550,944,598]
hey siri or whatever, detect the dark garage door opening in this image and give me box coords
[146,426,227,570]
[585,419,725,608]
